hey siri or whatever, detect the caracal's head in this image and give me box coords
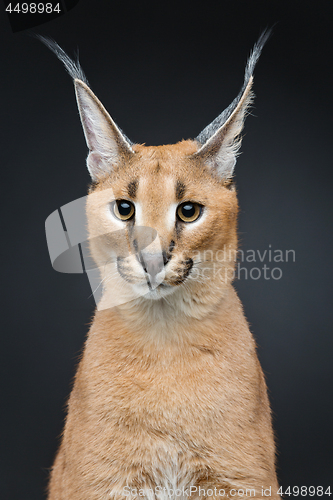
[40,33,269,309]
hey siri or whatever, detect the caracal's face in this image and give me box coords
[86,141,238,303]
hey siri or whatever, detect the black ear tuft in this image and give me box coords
[35,35,89,84]
[196,29,272,146]
[36,35,135,180]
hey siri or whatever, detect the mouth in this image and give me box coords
[146,259,193,290]
[143,282,176,301]
[145,277,169,291]
[116,256,194,291]
[152,282,172,290]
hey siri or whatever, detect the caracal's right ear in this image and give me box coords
[74,80,135,180]
[37,36,135,181]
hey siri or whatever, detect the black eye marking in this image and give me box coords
[163,241,175,266]
[176,180,186,200]
[175,220,184,239]
[127,179,138,199]
[133,238,139,253]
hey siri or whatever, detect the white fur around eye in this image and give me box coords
[134,202,142,226]
[182,207,207,228]
[106,203,129,227]
[166,203,178,230]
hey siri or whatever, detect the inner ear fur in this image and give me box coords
[74,79,134,181]
[193,77,254,181]
[192,30,271,180]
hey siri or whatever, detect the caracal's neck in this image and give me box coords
[93,282,240,350]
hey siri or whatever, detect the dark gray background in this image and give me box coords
[1,1,332,498]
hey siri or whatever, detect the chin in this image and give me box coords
[132,282,177,301]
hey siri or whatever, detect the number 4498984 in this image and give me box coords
[277,485,331,496]
[5,3,61,14]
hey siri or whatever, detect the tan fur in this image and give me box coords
[48,83,280,499]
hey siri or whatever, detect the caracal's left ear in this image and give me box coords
[193,30,271,180]
[37,36,134,181]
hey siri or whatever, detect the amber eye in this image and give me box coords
[112,200,135,221]
[177,202,202,223]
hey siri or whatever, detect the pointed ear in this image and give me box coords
[193,30,271,180]
[35,36,135,181]
[194,78,253,179]
[74,79,134,181]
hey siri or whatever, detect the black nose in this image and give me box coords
[135,240,175,282]
[140,252,165,279]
